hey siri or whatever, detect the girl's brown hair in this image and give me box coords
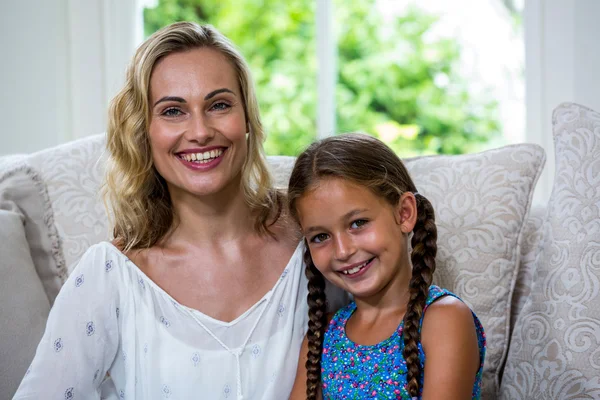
[287,133,438,399]
[103,22,277,251]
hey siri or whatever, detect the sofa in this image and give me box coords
[1,102,599,399]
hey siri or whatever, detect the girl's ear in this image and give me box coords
[394,192,418,233]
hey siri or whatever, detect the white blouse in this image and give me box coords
[14,241,345,400]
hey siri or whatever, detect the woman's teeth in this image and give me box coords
[180,149,223,163]
[342,260,370,275]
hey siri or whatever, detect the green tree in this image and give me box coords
[144,0,501,156]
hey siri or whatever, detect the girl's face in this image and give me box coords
[148,47,248,199]
[296,177,416,300]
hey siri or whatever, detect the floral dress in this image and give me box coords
[321,285,486,399]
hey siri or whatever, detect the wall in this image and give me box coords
[0,0,140,156]
[526,0,600,204]
[0,0,70,155]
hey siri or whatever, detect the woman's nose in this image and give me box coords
[185,114,215,144]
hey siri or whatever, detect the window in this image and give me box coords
[143,0,524,157]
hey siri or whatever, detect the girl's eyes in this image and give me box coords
[350,219,368,229]
[310,233,330,244]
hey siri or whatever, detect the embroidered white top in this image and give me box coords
[14,241,343,400]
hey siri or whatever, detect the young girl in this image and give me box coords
[287,134,486,400]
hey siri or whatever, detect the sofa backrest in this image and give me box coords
[1,133,546,399]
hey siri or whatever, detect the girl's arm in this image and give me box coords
[420,296,481,400]
[289,335,323,400]
[289,334,310,400]
[13,245,120,399]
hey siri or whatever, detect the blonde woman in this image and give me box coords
[14,22,345,400]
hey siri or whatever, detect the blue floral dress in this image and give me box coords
[321,285,486,399]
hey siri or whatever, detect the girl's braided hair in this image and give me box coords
[287,133,437,398]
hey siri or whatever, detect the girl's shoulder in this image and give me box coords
[327,300,356,329]
[423,285,479,326]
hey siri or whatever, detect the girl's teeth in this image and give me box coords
[342,261,369,275]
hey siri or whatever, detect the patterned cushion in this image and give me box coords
[26,135,110,274]
[500,103,600,399]
[404,145,545,398]
[511,206,546,331]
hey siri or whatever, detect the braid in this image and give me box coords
[402,194,437,397]
[304,245,327,400]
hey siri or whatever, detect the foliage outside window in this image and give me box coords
[144,0,501,157]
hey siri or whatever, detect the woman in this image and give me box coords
[14,22,345,400]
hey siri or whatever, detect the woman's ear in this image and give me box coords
[394,192,418,233]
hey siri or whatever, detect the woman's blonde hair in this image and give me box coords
[104,22,276,251]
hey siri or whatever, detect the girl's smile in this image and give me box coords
[296,177,413,301]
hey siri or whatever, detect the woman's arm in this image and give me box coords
[420,296,481,400]
[13,244,120,399]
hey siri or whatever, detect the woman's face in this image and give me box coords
[148,47,248,199]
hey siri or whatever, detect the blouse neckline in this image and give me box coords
[103,240,303,327]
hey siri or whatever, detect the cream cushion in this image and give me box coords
[0,165,66,302]
[404,145,545,398]
[0,209,50,399]
[500,103,600,399]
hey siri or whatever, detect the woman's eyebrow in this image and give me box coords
[204,88,235,100]
[153,96,186,107]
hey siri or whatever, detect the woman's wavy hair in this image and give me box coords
[287,133,438,399]
[103,22,276,251]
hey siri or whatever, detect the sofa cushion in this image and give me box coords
[0,209,50,399]
[500,103,600,399]
[404,144,545,398]
[0,164,67,303]
[25,135,110,274]
[510,205,546,331]
[12,134,544,398]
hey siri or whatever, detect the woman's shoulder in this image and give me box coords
[78,241,128,265]
[67,241,131,285]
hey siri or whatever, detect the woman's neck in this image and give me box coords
[165,181,257,246]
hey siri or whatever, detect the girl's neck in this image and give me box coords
[352,260,413,322]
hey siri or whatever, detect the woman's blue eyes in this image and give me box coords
[210,102,230,111]
[161,102,230,117]
[162,107,183,117]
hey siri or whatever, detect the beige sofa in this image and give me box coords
[1,102,599,399]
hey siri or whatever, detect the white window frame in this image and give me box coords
[71,0,600,204]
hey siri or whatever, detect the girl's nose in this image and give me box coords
[333,234,356,261]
